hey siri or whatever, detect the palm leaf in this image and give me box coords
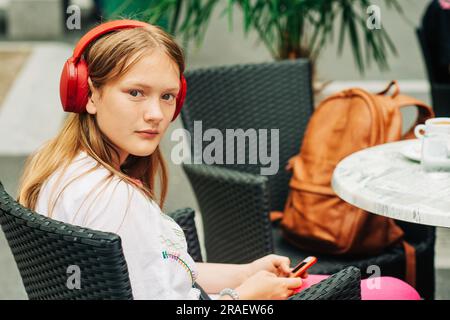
[114,0,404,73]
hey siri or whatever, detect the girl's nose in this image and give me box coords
[143,98,164,122]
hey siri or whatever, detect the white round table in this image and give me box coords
[332,140,450,228]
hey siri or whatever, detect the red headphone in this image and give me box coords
[59,20,187,121]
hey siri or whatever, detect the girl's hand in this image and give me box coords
[247,254,309,279]
[247,254,292,278]
[234,270,302,300]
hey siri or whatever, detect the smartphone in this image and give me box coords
[291,256,317,278]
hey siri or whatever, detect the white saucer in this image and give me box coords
[400,140,421,162]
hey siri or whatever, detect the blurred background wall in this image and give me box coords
[184,0,429,81]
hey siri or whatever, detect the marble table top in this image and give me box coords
[332,140,450,228]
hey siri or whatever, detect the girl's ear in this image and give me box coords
[86,77,97,115]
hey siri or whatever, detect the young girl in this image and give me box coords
[17,20,420,300]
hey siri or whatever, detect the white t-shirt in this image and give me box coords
[35,151,200,300]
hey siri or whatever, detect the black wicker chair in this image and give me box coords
[0,181,360,300]
[180,59,436,299]
[289,266,361,300]
[416,27,450,117]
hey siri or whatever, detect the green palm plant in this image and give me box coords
[115,0,404,74]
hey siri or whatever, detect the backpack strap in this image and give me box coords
[377,80,435,139]
[392,95,434,139]
[270,210,284,222]
[402,240,417,288]
[377,80,401,98]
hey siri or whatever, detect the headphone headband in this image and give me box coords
[72,20,150,61]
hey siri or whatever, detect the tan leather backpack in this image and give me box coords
[278,81,434,287]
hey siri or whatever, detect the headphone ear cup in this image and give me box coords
[59,58,89,113]
[74,59,89,113]
[172,75,187,121]
[60,59,75,112]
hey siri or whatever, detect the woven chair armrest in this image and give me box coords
[289,266,361,300]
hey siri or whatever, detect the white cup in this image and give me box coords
[414,118,450,171]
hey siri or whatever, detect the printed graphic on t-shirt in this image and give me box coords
[162,250,198,285]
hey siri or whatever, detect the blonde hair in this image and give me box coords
[17,23,185,218]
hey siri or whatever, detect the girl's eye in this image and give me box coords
[129,89,143,97]
[162,93,176,101]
